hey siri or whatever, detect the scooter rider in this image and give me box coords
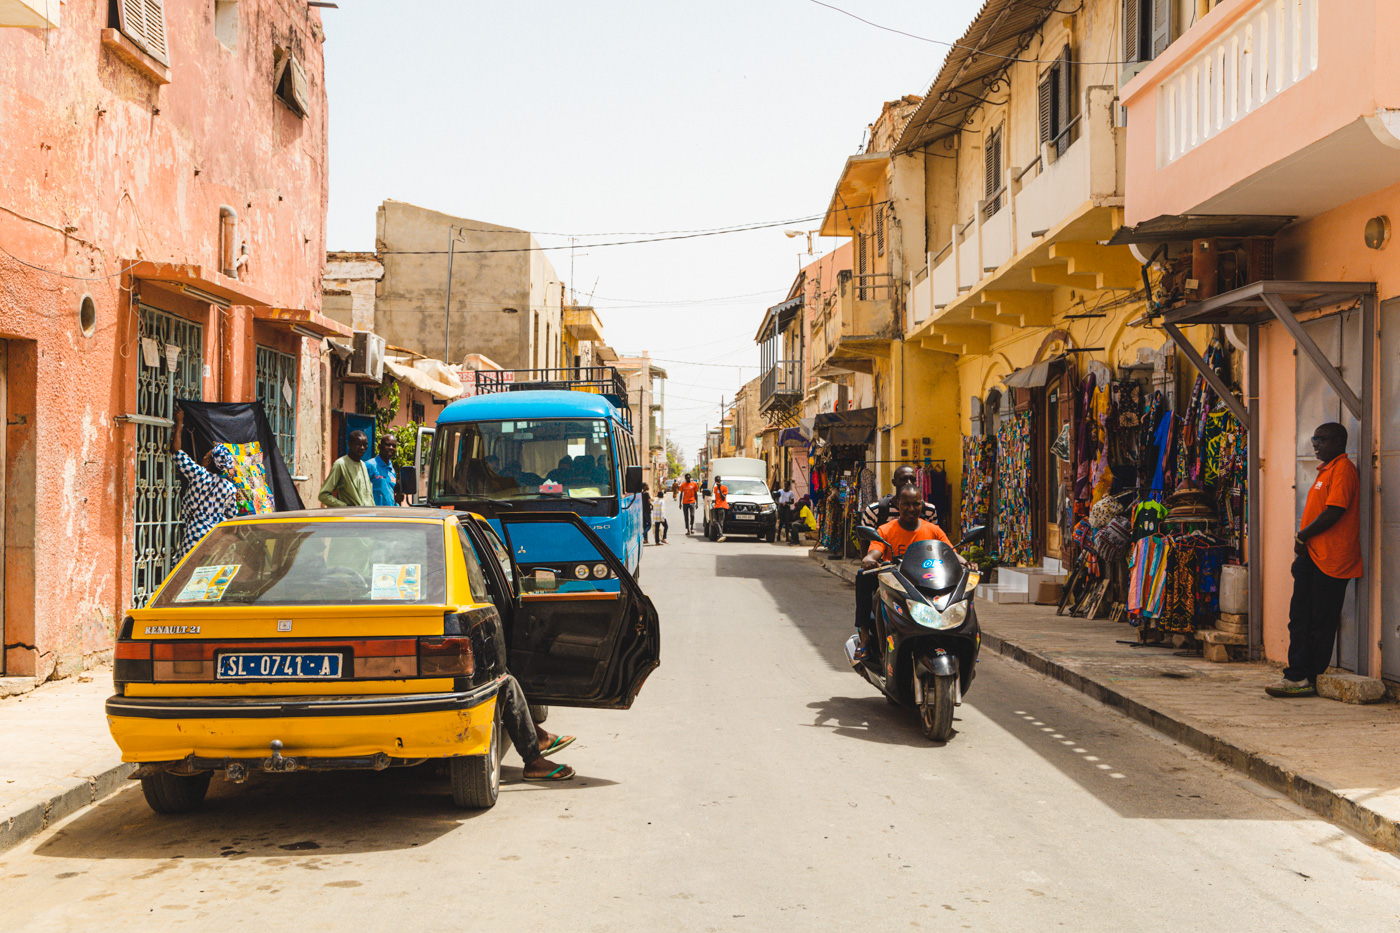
[856,484,953,660]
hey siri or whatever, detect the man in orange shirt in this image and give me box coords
[1267,422,1363,698]
[856,485,954,658]
[679,473,700,535]
[711,476,730,542]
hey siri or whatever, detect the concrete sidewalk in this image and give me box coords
[0,668,130,852]
[810,549,1400,853]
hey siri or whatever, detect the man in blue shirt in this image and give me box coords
[364,433,402,507]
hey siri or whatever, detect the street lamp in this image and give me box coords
[785,229,819,255]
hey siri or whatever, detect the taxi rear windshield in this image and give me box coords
[152,521,447,607]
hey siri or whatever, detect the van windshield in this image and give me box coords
[432,419,617,515]
[719,478,768,496]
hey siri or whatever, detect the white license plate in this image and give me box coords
[216,653,343,679]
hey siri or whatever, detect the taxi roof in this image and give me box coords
[225,507,465,523]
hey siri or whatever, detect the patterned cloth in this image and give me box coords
[174,449,237,563]
[217,441,275,516]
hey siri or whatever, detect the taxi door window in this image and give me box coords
[456,527,491,604]
[479,524,516,595]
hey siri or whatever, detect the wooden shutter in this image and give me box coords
[1123,0,1141,63]
[875,208,884,257]
[1056,46,1075,156]
[1038,74,1054,147]
[1150,0,1172,58]
[983,127,1003,217]
[119,0,170,66]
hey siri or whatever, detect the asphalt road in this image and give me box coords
[3,497,1400,931]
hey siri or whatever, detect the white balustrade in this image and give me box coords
[1158,0,1318,167]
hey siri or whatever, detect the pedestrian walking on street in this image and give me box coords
[861,464,939,528]
[319,430,374,508]
[1266,422,1363,698]
[653,509,669,545]
[364,433,403,507]
[777,480,796,543]
[711,475,729,542]
[642,483,653,543]
[679,472,700,534]
[169,407,238,564]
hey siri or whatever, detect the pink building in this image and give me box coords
[0,2,344,680]
[1121,0,1400,680]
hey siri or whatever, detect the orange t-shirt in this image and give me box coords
[713,484,728,509]
[680,481,699,504]
[1302,454,1362,579]
[868,518,950,560]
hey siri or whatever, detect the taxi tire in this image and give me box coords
[529,703,549,724]
[450,705,502,809]
[141,770,212,814]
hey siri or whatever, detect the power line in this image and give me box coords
[806,0,1131,66]
[378,215,825,256]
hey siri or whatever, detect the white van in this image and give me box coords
[703,457,777,541]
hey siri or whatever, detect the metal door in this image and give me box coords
[1380,299,1400,680]
[132,306,204,609]
[255,345,298,468]
[1295,312,1362,672]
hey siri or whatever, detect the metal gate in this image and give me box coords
[255,345,298,469]
[132,306,204,609]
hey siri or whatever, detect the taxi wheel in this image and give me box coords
[141,770,212,814]
[449,708,502,809]
[529,703,549,724]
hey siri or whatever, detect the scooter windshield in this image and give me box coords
[901,540,962,593]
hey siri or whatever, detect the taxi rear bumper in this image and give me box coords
[106,681,501,764]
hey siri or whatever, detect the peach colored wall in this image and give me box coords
[1256,322,1298,664]
[1122,0,1400,224]
[0,2,328,679]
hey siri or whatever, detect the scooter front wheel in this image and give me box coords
[918,674,956,742]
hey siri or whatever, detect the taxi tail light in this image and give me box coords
[113,637,153,686]
[418,636,474,677]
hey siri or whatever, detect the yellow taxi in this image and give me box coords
[107,508,659,813]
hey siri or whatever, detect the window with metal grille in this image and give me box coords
[114,0,170,66]
[983,126,1004,218]
[411,401,425,423]
[256,345,298,468]
[1037,45,1078,158]
[131,305,203,608]
[875,207,885,257]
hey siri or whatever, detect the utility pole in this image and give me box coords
[444,225,458,363]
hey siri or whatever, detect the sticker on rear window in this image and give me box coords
[371,563,420,600]
[175,564,240,602]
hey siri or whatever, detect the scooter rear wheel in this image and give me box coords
[918,674,956,742]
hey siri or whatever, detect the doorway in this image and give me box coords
[1295,311,1363,672]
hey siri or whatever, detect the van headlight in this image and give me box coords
[760,504,775,513]
[909,601,969,630]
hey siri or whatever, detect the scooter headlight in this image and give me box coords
[910,600,969,630]
[966,572,981,591]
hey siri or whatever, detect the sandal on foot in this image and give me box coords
[523,764,575,782]
[539,734,575,757]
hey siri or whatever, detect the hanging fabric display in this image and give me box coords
[217,441,276,516]
[995,410,1033,566]
[960,435,995,526]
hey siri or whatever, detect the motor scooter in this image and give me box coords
[844,525,985,742]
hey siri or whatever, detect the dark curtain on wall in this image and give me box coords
[175,399,304,511]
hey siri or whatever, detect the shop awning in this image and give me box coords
[130,261,274,307]
[384,354,464,400]
[1002,359,1058,389]
[778,426,810,448]
[1106,214,1295,246]
[254,306,353,339]
[812,407,877,446]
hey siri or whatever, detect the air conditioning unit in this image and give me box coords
[346,331,385,383]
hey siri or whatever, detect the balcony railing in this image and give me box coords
[1158,0,1318,167]
[760,360,803,409]
[812,271,898,365]
[917,87,1120,317]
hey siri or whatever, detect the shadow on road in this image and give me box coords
[805,695,953,748]
[36,765,619,860]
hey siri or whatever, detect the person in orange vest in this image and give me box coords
[679,473,700,534]
[711,475,730,542]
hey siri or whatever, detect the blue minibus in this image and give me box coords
[426,372,644,592]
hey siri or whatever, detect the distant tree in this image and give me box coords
[664,438,686,480]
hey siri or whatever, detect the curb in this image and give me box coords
[0,762,134,854]
[805,550,1400,854]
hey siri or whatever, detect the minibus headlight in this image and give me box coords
[592,563,609,579]
[573,564,591,580]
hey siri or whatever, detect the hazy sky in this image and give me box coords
[323,0,982,457]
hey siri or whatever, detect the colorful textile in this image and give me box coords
[173,449,237,562]
[960,435,995,525]
[995,410,1034,566]
[216,441,275,516]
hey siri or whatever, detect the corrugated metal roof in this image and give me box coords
[892,0,1054,155]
